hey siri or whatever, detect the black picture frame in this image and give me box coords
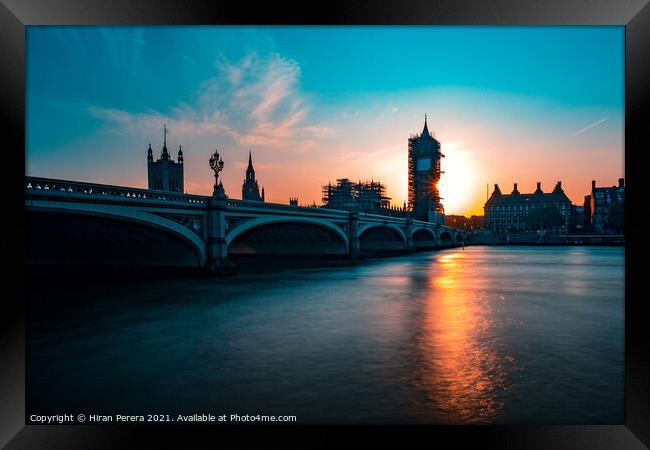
[1,0,648,447]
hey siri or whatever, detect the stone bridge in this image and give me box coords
[25,177,468,273]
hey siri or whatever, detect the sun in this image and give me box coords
[437,144,481,216]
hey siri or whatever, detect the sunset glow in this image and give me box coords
[26,26,624,216]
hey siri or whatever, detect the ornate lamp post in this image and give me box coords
[209,148,226,197]
[205,147,235,275]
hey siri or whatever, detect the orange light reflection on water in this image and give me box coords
[417,250,507,423]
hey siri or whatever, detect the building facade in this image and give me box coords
[584,178,624,233]
[484,181,572,233]
[147,124,184,192]
[408,115,444,224]
[242,151,265,202]
[571,205,585,231]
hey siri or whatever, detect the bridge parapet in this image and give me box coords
[358,212,411,225]
[226,198,350,219]
[26,176,207,206]
[411,219,455,231]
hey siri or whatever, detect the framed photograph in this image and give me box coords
[2,0,648,447]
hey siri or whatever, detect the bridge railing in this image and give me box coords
[411,219,458,233]
[226,198,350,219]
[25,176,208,205]
[359,212,411,225]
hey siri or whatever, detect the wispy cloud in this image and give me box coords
[88,52,332,150]
[569,116,609,137]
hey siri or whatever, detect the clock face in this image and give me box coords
[417,158,431,171]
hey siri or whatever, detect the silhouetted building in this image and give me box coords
[408,115,444,224]
[484,181,572,233]
[583,195,592,228]
[444,215,467,229]
[584,178,624,233]
[289,197,298,206]
[322,178,391,213]
[445,215,484,231]
[147,124,184,192]
[242,150,264,202]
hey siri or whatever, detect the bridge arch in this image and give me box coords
[439,230,453,247]
[226,216,349,255]
[357,223,407,252]
[26,205,206,267]
[455,233,465,245]
[412,228,437,249]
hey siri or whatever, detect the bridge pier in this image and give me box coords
[405,217,414,252]
[348,212,361,260]
[206,194,237,276]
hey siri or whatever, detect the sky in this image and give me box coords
[26,26,624,216]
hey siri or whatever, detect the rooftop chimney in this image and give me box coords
[592,180,596,190]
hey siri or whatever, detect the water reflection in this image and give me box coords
[28,246,624,424]
[415,251,508,423]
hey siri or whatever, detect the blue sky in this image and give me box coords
[26,26,624,214]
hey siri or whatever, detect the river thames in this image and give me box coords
[27,246,624,424]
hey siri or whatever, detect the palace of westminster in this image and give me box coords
[147,118,624,234]
[146,124,265,203]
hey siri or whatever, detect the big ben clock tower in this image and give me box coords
[407,115,444,223]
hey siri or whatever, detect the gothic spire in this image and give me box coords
[161,123,170,159]
[242,149,263,201]
[422,113,430,137]
[246,150,255,180]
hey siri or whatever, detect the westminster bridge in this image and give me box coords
[25,177,468,274]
